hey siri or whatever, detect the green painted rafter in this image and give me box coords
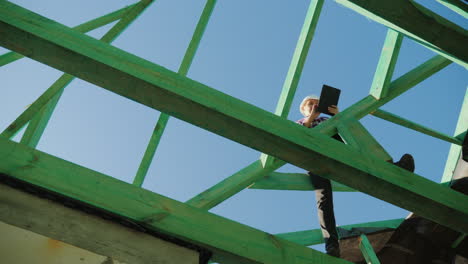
[369,29,403,100]
[372,109,463,146]
[249,171,356,192]
[359,234,381,264]
[441,89,468,183]
[335,0,468,68]
[1,2,467,233]
[133,0,217,187]
[436,0,468,19]
[187,54,451,211]
[0,3,136,67]
[260,0,324,168]
[336,118,392,162]
[20,0,155,148]
[276,218,403,246]
[0,138,350,264]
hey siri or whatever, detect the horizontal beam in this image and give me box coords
[372,109,463,145]
[335,0,468,68]
[249,172,356,192]
[0,138,350,264]
[276,218,403,246]
[1,1,467,233]
[0,182,200,264]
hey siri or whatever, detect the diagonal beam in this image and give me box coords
[276,218,403,246]
[187,54,451,210]
[372,109,463,146]
[19,0,155,148]
[0,138,350,264]
[441,89,468,183]
[369,29,403,100]
[335,0,468,68]
[133,0,217,187]
[260,0,324,167]
[336,118,392,161]
[436,0,468,19]
[1,1,467,233]
[0,3,136,67]
[359,234,381,264]
[249,171,356,192]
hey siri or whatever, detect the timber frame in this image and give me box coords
[0,0,467,263]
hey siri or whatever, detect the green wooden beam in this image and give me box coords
[335,0,468,68]
[20,0,154,149]
[336,118,392,161]
[1,2,467,233]
[369,29,403,99]
[372,109,463,146]
[0,138,350,264]
[441,89,468,183]
[186,160,282,209]
[260,0,324,168]
[0,3,136,67]
[276,218,403,246]
[436,0,468,19]
[249,171,356,192]
[188,55,451,211]
[133,0,217,187]
[359,234,381,264]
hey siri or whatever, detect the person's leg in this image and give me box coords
[309,172,340,257]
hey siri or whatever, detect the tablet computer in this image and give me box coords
[317,85,341,115]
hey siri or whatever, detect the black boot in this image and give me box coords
[462,131,468,162]
[394,153,415,172]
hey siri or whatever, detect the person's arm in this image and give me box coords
[303,104,320,128]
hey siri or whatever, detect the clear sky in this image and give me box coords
[2,0,467,254]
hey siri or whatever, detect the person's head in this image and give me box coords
[300,95,319,117]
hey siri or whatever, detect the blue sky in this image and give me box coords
[1,0,467,253]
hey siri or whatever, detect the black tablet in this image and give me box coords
[317,85,341,115]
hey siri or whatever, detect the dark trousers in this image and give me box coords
[309,172,339,252]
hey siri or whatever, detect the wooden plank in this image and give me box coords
[0,3,135,67]
[335,0,468,68]
[436,0,468,19]
[249,172,356,192]
[442,89,468,183]
[20,1,154,149]
[133,0,217,187]
[369,29,403,100]
[0,183,200,264]
[260,0,325,167]
[336,118,392,162]
[0,2,467,233]
[276,218,403,246]
[372,109,463,146]
[359,235,381,264]
[0,138,350,264]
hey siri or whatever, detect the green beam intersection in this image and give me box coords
[0,138,350,264]
[335,0,468,68]
[0,1,467,233]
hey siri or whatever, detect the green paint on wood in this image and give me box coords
[249,172,356,192]
[336,118,392,161]
[359,234,381,264]
[261,0,324,168]
[0,138,351,264]
[276,218,403,246]
[335,0,468,68]
[369,29,403,99]
[19,1,153,148]
[436,0,468,19]
[1,2,467,233]
[0,3,134,67]
[133,0,217,187]
[441,89,468,183]
[372,109,463,146]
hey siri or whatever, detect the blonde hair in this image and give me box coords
[299,95,319,116]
